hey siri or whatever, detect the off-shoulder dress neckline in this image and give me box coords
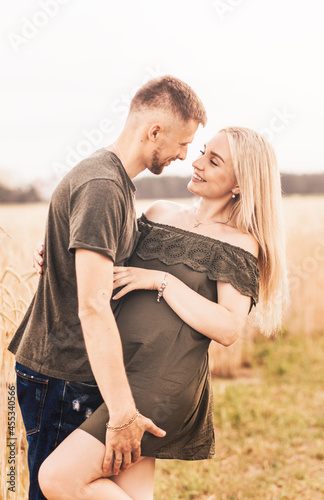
[140,213,258,263]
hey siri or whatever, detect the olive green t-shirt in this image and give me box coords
[8,149,138,381]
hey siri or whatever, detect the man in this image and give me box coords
[8,75,207,499]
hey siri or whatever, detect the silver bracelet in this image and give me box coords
[157,273,168,302]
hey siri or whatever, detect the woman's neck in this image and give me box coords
[195,197,234,224]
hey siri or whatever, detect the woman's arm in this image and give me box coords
[33,242,253,346]
[112,267,252,347]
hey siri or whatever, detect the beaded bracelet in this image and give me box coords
[106,409,140,432]
[157,273,168,302]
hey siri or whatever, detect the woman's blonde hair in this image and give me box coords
[219,126,289,336]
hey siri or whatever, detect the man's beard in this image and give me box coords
[149,150,168,176]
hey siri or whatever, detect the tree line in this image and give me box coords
[0,172,324,203]
[133,173,324,199]
[0,184,41,203]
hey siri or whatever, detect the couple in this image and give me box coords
[9,75,288,500]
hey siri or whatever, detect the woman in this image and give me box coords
[38,127,288,500]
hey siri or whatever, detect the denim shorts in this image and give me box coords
[15,362,104,500]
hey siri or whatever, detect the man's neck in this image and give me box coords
[107,129,147,180]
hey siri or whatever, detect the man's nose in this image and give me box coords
[177,145,188,161]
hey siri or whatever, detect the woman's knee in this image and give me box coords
[38,430,107,499]
[38,457,55,499]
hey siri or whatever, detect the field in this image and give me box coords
[1,196,324,499]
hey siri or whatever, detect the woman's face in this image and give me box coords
[187,133,238,200]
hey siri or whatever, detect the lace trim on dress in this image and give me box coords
[136,214,260,306]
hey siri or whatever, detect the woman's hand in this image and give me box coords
[33,243,44,275]
[113,266,164,300]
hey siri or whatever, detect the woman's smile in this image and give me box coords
[192,172,206,182]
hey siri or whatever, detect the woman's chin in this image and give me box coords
[187,180,198,195]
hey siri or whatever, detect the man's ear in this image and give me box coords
[148,123,162,142]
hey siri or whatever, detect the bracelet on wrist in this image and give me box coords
[157,273,168,303]
[106,409,140,432]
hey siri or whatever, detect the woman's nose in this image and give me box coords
[192,157,203,170]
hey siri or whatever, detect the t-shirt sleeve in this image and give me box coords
[68,179,125,262]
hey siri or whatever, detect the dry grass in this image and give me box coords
[154,331,324,499]
[283,195,324,336]
[0,269,37,500]
[1,195,324,499]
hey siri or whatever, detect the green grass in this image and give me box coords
[154,332,324,500]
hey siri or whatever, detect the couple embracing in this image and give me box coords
[9,75,288,499]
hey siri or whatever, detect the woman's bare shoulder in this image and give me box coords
[144,200,189,223]
[227,231,259,258]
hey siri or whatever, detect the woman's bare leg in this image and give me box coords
[39,429,155,500]
[111,455,155,499]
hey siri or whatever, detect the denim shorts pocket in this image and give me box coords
[67,380,99,390]
[15,367,49,436]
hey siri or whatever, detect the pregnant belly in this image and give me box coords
[117,289,210,382]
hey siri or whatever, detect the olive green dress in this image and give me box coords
[79,214,260,460]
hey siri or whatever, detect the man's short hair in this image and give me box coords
[130,75,207,126]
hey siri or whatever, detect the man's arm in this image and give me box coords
[76,249,135,424]
[75,249,165,476]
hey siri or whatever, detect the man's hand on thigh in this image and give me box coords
[102,413,165,476]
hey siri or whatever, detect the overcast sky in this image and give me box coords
[1,0,324,187]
